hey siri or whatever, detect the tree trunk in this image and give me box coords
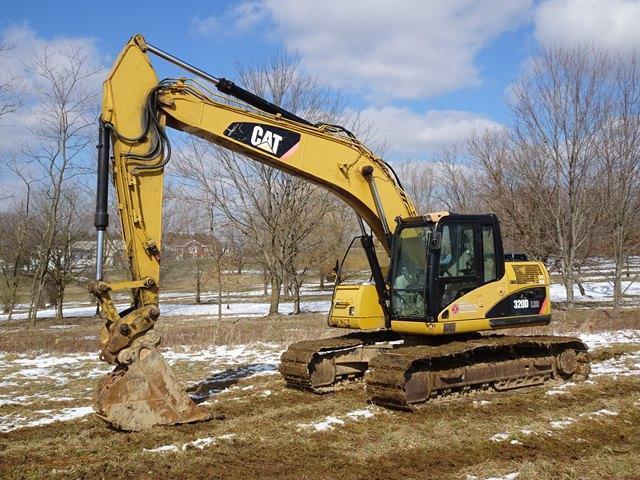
[27,276,45,328]
[319,269,325,289]
[195,261,202,304]
[216,267,223,321]
[293,283,301,315]
[262,268,269,296]
[7,273,20,321]
[268,276,281,315]
[563,274,575,306]
[613,263,623,312]
[56,283,64,320]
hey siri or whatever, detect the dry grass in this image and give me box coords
[2,306,639,355]
[0,313,333,354]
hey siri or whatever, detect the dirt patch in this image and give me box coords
[1,372,639,479]
[1,309,640,479]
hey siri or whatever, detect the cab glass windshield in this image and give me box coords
[390,226,430,318]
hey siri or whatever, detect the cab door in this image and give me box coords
[433,221,479,313]
[428,215,505,318]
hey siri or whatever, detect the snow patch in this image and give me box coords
[591,351,640,377]
[550,280,640,303]
[578,330,640,349]
[546,382,576,396]
[0,406,93,432]
[297,407,377,432]
[550,418,574,429]
[0,298,331,321]
[578,409,619,418]
[488,474,520,480]
[345,409,375,420]
[143,434,236,453]
[490,432,510,442]
[467,473,520,480]
[301,416,345,432]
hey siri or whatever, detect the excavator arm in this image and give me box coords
[90,35,416,430]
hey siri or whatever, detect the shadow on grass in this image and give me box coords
[186,363,276,404]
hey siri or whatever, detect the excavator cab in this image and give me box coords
[329,213,510,331]
[393,213,506,321]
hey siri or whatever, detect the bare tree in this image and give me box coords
[464,129,555,259]
[0,39,23,120]
[596,52,640,309]
[225,229,249,275]
[432,147,478,213]
[176,53,348,315]
[394,160,439,213]
[21,45,99,327]
[209,237,228,321]
[0,172,33,319]
[0,41,25,201]
[507,45,610,304]
[45,190,91,320]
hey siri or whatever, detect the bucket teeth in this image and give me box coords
[94,340,212,431]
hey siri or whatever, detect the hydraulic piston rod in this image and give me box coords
[94,121,110,281]
[356,215,391,328]
[144,40,312,126]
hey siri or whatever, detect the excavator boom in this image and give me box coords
[91,35,415,430]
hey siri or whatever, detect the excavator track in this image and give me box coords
[279,330,402,392]
[366,335,590,410]
[279,333,590,408]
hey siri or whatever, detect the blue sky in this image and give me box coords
[2,0,640,160]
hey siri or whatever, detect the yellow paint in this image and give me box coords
[328,284,385,329]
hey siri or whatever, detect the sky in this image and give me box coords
[1,0,640,164]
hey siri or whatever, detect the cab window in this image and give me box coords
[391,226,429,318]
[437,224,477,309]
[439,224,475,277]
[482,225,497,283]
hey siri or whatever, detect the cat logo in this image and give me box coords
[223,122,300,159]
[250,125,283,155]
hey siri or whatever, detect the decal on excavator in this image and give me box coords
[224,122,300,158]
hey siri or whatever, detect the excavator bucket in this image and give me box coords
[94,337,213,431]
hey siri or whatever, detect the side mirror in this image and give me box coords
[430,231,442,250]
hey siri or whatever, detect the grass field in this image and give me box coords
[0,310,639,479]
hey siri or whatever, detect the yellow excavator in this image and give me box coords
[90,35,590,431]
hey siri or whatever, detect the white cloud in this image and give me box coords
[191,16,223,37]
[211,0,533,100]
[534,0,640,51]
[191,3,267,38]
[357,106,502,155]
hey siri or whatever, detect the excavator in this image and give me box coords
[90,35,590,431]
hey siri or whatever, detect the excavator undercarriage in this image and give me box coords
[280,333,590,409]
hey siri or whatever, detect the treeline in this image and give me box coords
[399,45,640,309]
[0,43,98,325]
[1,40,639,325]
